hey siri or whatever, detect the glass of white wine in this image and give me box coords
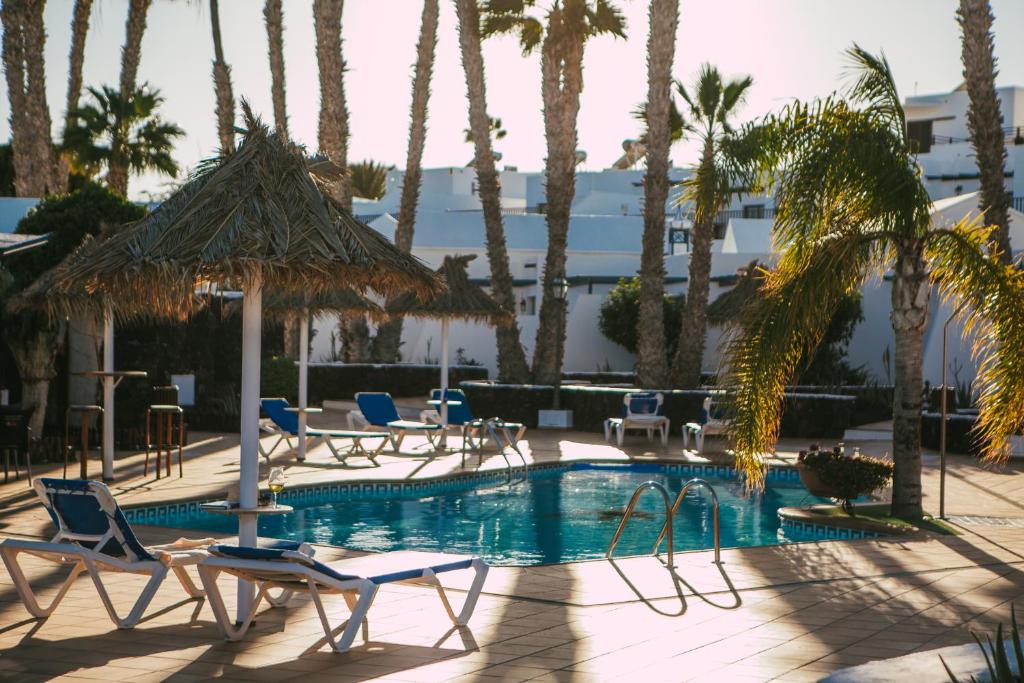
[268,467,287,508]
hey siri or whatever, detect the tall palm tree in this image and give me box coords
[313,0,351,210]
[373,0,440,362]
[112,0,152,194]
[2,0,60,197]
[670,65,753,388]
[455,0,530,382]
[957,0,1011,262]
[482,0,627,385]
[62,0,94,186]
[64,85,184,193]
[721,46,1024,520]
[264,0,288,140]
[635,0,678,389]
[209,0,235,154]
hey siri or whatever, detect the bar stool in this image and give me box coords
[0,407,32,486]
[64,404,103,479]
[145,385,185,478]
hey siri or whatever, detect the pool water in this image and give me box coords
[150,464,827,566]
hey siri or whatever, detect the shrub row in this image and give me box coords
[921,411,982,456]
[459,382,855,438]
[786,385,894,426]
[307,363,488,404]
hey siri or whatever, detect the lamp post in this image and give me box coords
[939,298,970,520]
[551,275,570,410]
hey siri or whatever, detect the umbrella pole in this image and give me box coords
[440,318,449,449]
[101,310,115,481]
[297,310,309,462]
[237,272,263,619]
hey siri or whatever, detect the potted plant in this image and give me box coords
[797,445,894,514]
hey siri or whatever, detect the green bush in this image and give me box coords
[261,356,298,404]
[598,278,684,356]
[779,393,856,438]
[921,411,982,456]
[798,446,893,513]
[308,363,488,404]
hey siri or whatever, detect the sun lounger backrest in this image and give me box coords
[35,478,155,562]
[261,397,298,434]
[355,393,401,426]
[430,388,474,425]
[624,392,662,417]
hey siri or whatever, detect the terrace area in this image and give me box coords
[2,414,1024,682]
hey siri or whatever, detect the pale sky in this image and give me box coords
[3,0,1023,200]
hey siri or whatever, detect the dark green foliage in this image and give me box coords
[780,394,856,438]
[788,384,894,426]
[306,364,488,405]
[921,412,983,456]
[598,278,684,356]
[943,605,1024,682]
[261,356,299,404]
[348,160,393,200]
[797,292,868,385]
[798,446,893,513]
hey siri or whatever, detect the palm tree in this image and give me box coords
[721,46,1024,520]
[264,0,288,140]
[2,0,60,197]
[62,0,94,186]
[957,0,1011,262]
[455,0,530,382]
[64,85,184,194]
[349,159,392,200]
[482,0,627,385]
[112,0,152,194]
[462,116,506,144]
[635,0,678,389]
[209,0,235,154]
[313,0,351,210]
[670,65,754,388]
[373,0,440,363]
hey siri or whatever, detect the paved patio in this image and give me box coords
[2,415,1024,682]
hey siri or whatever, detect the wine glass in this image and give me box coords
[268,467,287,508]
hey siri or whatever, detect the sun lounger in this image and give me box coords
[198,546,489,652]
[420,388,527,464]
[261,398,389,464]
[354,392,442,452]
[604,392,670,447]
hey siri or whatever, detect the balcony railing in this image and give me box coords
[928,126,1024,148]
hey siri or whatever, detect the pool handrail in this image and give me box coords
[605,480,675,569]
[652,477,721,565]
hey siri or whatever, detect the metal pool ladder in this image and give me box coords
[606,478,722,569]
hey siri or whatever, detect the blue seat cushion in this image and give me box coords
[261,398,298,434]
[355,393,402,426]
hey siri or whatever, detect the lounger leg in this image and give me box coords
[697,431,704,453]
[390,430,405,453]
[323,436,347,463]
[171,565,205,598]
[0,547,85,618]
[309,579,377,653]
[420,559,489,626]
[81,556,168,629]
[197,564,268,641]
[265,587,295,607]
[616,424,624,448]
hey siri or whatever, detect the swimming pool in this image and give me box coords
[136,463,842,566]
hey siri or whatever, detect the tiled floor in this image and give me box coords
[2,418,1024,681]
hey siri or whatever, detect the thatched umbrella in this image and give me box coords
[49,107,442,618]
[707,260,764,327]
[221,286,387,461]
[387,254,512,445]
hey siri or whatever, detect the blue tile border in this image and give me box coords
[777,514,883,541]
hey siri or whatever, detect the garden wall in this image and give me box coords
[307,363,488,404]
[921,411,981,456]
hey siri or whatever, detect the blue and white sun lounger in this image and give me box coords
[198,547,489,652]
[261,397,389,464]
[355,392,442,452]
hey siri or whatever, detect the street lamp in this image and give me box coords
[551,275,570,410]
[939,298,970,520]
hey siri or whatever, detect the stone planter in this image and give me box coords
[796,463,841,499]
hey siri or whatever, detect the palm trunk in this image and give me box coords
[264,0,288,140]
[636,0,678,389]
[112,0,151,196]
[531,19,583,385]
[314,0,351,210]
[672,140,716,388]
[210,0,235,154]
[889,246,930,519]
[373,0,440,363]
[455,0,529,382]
[22,0,60,194]
[2,0,34,198]
[2,318,64,436]
[61,0,93,187]
[957,0,1010,262]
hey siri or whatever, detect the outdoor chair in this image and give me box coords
[145,385,186,479]
[353,392,442,452]
[420,388,527,465]
[198,546,489,653]
[260,398,388,465]
[0,406,32,486]
[682,396,731,452]
[603,392,669,447]
[0,478,314,629]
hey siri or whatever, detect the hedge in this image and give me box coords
[921,411,982,456]
[308,363,488,404]
[786,385,894,427]
[459,382,855,438]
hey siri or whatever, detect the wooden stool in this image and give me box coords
[145,385,185,478]
[64,405,103,479]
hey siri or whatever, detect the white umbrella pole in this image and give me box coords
[237,272,263,619]
[297,310,309,462]
[101,310,115,481]
[440,318,449,449]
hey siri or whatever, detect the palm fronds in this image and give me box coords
[706,260,763,327]
[387,254,513,325]
[927,217,1024,462]
[50,106,443,321]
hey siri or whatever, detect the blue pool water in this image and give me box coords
[144,464,828,566]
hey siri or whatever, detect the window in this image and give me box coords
[742,204,765,219]
[519,296,536,316]
[907,120,933,154]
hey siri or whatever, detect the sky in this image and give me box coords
[2,0,1023,200]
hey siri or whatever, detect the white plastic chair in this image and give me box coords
[603,392,669,447]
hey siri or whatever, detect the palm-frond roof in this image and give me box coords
[51,105,443,319]
[386,254,512,325]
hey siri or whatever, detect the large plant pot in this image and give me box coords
[797,463,841,499]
